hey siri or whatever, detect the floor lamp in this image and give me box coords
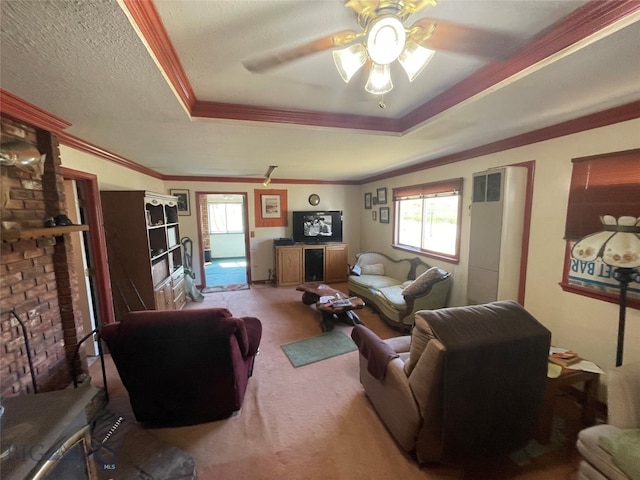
[571,215,640,367]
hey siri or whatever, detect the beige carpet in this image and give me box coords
[91,283,580,480]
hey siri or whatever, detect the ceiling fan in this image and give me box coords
[243,0,518,96]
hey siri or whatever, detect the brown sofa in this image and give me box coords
[351,301,551,465]
[101,307,262,427]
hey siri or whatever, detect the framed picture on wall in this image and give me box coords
[380,207,390,223]
[364,192,372,209]
[169,189,190,216]
[372,210,377,221]
[376,187,387,204]
[254,189,288,227]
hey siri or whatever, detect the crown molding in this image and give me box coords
[119,0,195,113]
[191,101,401,132]
[122,0,640,133]
[0,89,71,133]
[361,100,640,184]
[401,0,640,130]
[58,131,163,180]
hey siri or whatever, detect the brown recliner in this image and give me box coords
[352,300,551,465]
[101,307,262,427]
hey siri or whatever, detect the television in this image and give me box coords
[292,210,343,244]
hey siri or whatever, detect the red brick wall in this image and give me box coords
[1,117,87,396]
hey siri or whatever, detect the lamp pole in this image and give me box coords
[613,267,638,367]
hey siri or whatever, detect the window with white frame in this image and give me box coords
[208,203,244,234]
[393,178,463,262]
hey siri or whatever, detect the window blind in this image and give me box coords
[393,178,463,201]
[564,149,640,240]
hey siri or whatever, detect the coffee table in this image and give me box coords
[296,282,365,332]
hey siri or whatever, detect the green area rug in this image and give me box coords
[281,330,357,368]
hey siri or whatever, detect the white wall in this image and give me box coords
[358,119,640,374]
[60,145,164,191]
[161,182,362,285]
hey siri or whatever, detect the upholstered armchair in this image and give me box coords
[101,307,262,427]
[351,301,551,465]
[576,361,640,480]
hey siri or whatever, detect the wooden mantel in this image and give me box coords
[1,224,89,242]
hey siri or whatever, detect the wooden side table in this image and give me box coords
[534,366,600,444]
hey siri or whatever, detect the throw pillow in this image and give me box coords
[404,313,436,376]
[401,267,447,297]
[350,264,362,276]
[360,263,385,275]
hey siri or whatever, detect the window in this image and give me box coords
[561,148,640,308]
[208,203,244,234]
[393,178,463,262]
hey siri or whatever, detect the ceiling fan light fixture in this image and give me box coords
[398,41,435,82]
[366,15,406,65]
[332,43,367,83]
[365,63,393,95]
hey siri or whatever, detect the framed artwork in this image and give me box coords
[372,210,377,221]
[169,189,190,216]
[364,192,372,209]
[376,187,387,204]
[254,189,288,227]
[380,207,390,224]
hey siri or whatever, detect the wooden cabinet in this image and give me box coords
[101,190,185,321]
[275,243,348,287]
[324,244,349,283]
[276,246,303,286]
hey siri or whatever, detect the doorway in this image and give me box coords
[196,192,251,291]
[61,168,114,356]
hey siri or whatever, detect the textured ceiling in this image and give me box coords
[1,0,639,182]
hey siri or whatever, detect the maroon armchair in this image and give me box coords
[100,307,262,427]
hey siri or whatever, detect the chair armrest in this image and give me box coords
[241,317,262,357]
[351,325,399,379]
[608,361,640,429]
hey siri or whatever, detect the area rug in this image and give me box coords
[201,283,250,294]
[281,330,357,368]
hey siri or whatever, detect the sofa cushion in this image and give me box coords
[402,267,448,296]
[404,313,436,376]
[360,263,385,275]
[599,428,640,480]
[349,274,399,291]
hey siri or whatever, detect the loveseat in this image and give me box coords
[576,361,640,480]
[348,252,451,330]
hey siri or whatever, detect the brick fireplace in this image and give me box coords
[1,116,88,396]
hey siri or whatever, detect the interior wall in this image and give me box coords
[359,118,640,373]
[59,145,164,192]
[165,182,362,285]
[57,120,639,375]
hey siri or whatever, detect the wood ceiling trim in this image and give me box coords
[401,0,640,130]
[0,89,71,133]
[362,100,640,184]
[58,131,163,180]
[120,0,196,112]
[191,101,401,132]
[126,0,640,133]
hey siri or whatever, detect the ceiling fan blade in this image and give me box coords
[243,30,361,73]
[409,18,521,59]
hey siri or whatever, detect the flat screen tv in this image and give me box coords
[292,210,343,244]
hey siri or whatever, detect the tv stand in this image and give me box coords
[274,243,348,287]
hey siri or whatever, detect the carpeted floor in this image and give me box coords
[90,283,583,480]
